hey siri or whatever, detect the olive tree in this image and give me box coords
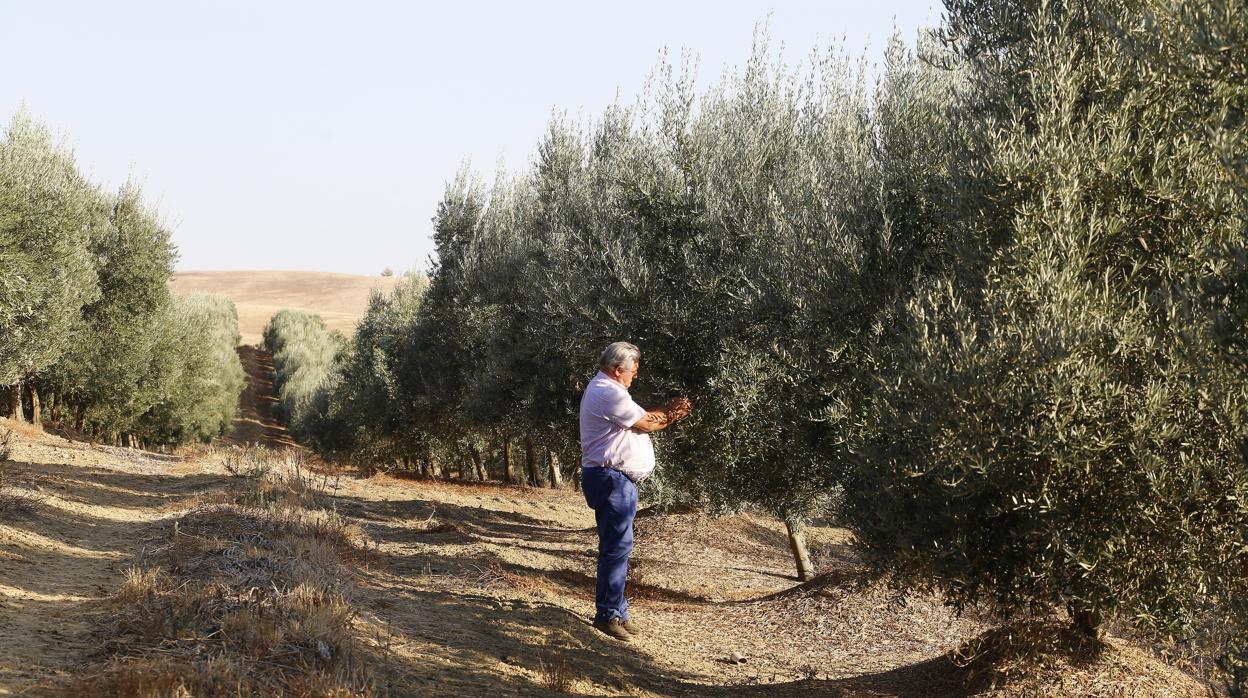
[139,294,245,445]
[310,275,428,463]
[46,181,177,440]
[843,0,1248,642]
[1128,0,1248,688]
[403,33,963,577]
[0,111,103,419]
[262,309,346,440]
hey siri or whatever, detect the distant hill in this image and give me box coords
[170,271,403,346]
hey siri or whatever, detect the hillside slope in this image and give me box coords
[170,270,403,344]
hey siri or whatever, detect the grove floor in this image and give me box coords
[0,418,1209,697]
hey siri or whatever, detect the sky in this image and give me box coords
[1,1,940,276]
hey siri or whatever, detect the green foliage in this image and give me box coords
[0,110,241,447]
[46,181,178,438]
[0,110,104,385]
[139,294,245,445]
[304,31,965,563]
[310,275,429,461]
[842,0,1248,649]
[263,309,347,440]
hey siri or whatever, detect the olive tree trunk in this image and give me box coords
[784,517,816,582]
[548,450,562,489]
[1067,602,1102,639]
[468,443,486,481]
[27,381,41,427]
[503,439,515,485]
[9,381,25,422]
[524,436,544,486]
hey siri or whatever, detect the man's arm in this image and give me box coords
[630,397,692,433]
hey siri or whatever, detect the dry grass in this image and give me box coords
[409,508,459,535]
[61,454,381,697]
[538,652,575,694]
[1102,606,1240,692]
[169,271,401,345]
[3,421,1216,696]
[0,429,42,518]
[942,616,1211,697]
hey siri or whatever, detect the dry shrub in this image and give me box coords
[64,452,381,697]
[411,509,458,534]
[538,654,575,694]
[464,561,510,590]
[491,561,558,598]
[947,616,1209,697]
[220,446,273,479]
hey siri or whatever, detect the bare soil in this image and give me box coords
[0,354,1214,696]
[169,270,402,345]
[0,424,223,692]
[0,426,1209,696]
[221,345,297,449]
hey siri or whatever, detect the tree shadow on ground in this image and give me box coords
[332,495,591,549]
[359,568,987,697]
[0,465,224,598]
[3,459,222,509]
[0,461,233,695]
[334,488,1008,697]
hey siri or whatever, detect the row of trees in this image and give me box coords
[270,0,1244,684]
[0,111,245,447]
[298,30,958,573]
[263,280,567,486]
[261,309,346,440]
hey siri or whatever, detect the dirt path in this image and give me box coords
[324,476,992,696]
[222,345,296,449]
[0,417,1210,696]
[0,344,286,694]
[307,471,1203,697]
[0,425,227,694]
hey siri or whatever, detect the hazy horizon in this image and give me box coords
[3,1,939,276]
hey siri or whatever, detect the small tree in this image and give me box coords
[262,309,345,439]
[139,294,245,444]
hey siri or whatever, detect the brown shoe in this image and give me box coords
[592,617,632,641]
[621,618,640,636]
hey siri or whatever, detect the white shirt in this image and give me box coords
[578,371,656,482]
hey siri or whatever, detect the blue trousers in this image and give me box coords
[581,466,637,622]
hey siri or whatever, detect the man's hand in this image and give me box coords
[666,397,692,421]
[631,396,693,433]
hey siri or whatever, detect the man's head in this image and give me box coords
[600,341,641,388]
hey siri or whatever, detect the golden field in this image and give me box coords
[169,270,403,345]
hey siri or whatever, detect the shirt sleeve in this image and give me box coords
[601,388,647,429]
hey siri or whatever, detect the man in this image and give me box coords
[579,341,692,641]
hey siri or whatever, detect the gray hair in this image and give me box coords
[599,341,640,372]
